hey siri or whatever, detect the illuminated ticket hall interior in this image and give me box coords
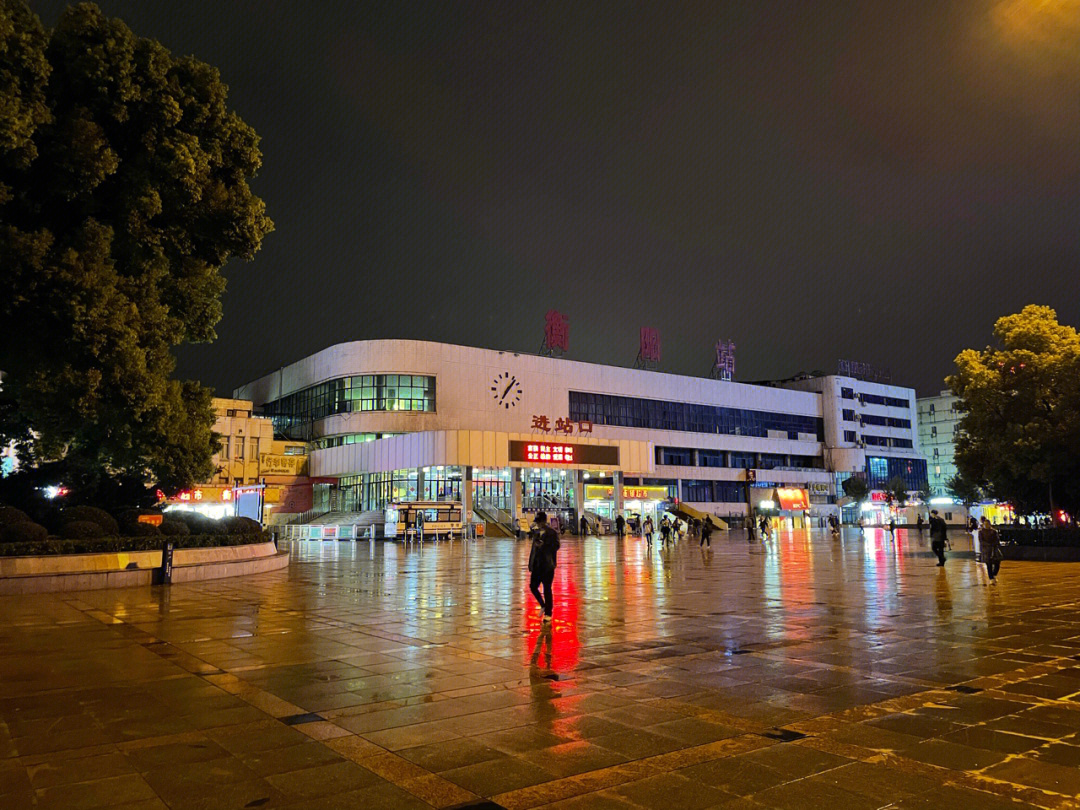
[235,339,929,529]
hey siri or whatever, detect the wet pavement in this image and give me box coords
[3,528,1080,809]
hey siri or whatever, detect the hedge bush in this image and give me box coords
[60,506,119,536]
[171,512,227,535]
[0,532,268,557]
[125,522,161,537]
[223,516,261,535]
[116,508,165,530]
[0,521,48,544]
[60,520,105,540]
[160,519,190,536]
[0,505,31,525]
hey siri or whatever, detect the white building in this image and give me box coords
[235,340,927,528]
[917,390,962,496]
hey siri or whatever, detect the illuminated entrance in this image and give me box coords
[584,483,670,526]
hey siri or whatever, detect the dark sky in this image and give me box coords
[32,1,1080,396]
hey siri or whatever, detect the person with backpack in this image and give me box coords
[527,511,561,622]
[660,516,671,545]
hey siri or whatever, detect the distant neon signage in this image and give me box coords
[524,442,575,463]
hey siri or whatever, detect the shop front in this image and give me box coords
[751,486,811,531]
[583,483,670,528]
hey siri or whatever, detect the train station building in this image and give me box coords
[235,340,927,532]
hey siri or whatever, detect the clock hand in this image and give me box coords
[502,378,516,399]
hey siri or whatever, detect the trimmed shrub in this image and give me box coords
[125,522,161,537]
[159,519,190,536]
[1,521,48,544]
[170,512,226,535]
[60,520,106,540]
[0,505,31,525]
[60,506,119,536]
[224,516,261,535]
[0,532,266,557]
[116,508,165,532]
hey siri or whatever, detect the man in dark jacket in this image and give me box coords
[528,511,561,622]
[615,513,625,539]
[929,509,948,566]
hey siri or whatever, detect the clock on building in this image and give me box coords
[491,372,523,409]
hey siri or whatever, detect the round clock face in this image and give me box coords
[491,371,523,409]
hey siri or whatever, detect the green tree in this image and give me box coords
[884,475,908,510]
[945,473,984,508]
[947,305,1080,519]
[0,2,272,504]
[841,475,870,503]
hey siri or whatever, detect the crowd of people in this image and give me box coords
[524,508,1007,621]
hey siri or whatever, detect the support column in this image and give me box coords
[416,467,426,501]
[574,470,585,525]
[510,467,522,521]
[462,466,474,523]
[613,470,624,517]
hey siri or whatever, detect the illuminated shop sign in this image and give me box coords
[585,485,669,501]
[775,488,811,511]
[509,440,619,466]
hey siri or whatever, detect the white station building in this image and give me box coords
[235,340,927,529]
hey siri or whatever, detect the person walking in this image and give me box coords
[759,516,770,541]
[916,514,925,536]
[643,515,654,545]
[888,517,896,536]
[828,514,840,539]
[700,517,714,548]
[660,516,671,546]
[979,517,1003,585]
[929,509,948,566]
[579,514,588,537]
[615,513,625,539]
[527,511,560,622]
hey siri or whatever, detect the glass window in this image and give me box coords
[260,374,436,438]
[569,392,822,440]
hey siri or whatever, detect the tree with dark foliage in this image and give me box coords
[0,1,272,505]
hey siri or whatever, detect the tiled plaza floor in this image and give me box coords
[3,528,1080,809]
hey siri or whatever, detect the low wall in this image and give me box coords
[1002,545,1080,562]
[0,541,288,594]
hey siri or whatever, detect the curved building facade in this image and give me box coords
[236,340,926,526]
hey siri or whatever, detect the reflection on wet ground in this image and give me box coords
[3,528,1080,809]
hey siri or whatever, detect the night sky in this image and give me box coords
[32,1,1080,396]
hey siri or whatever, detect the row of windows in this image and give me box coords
[863,435,914,448]
[261,375,436,437]
[859,393,909,409]
[860,414,912,429]
[569,392,823,440]
[842,431,912,449]
[682,480,748,503]
[655,447,825,470]
[311,433,403,450]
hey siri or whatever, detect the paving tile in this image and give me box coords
[441,754,556,796]
[983,755,1080,795]
[264,759,383,797]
